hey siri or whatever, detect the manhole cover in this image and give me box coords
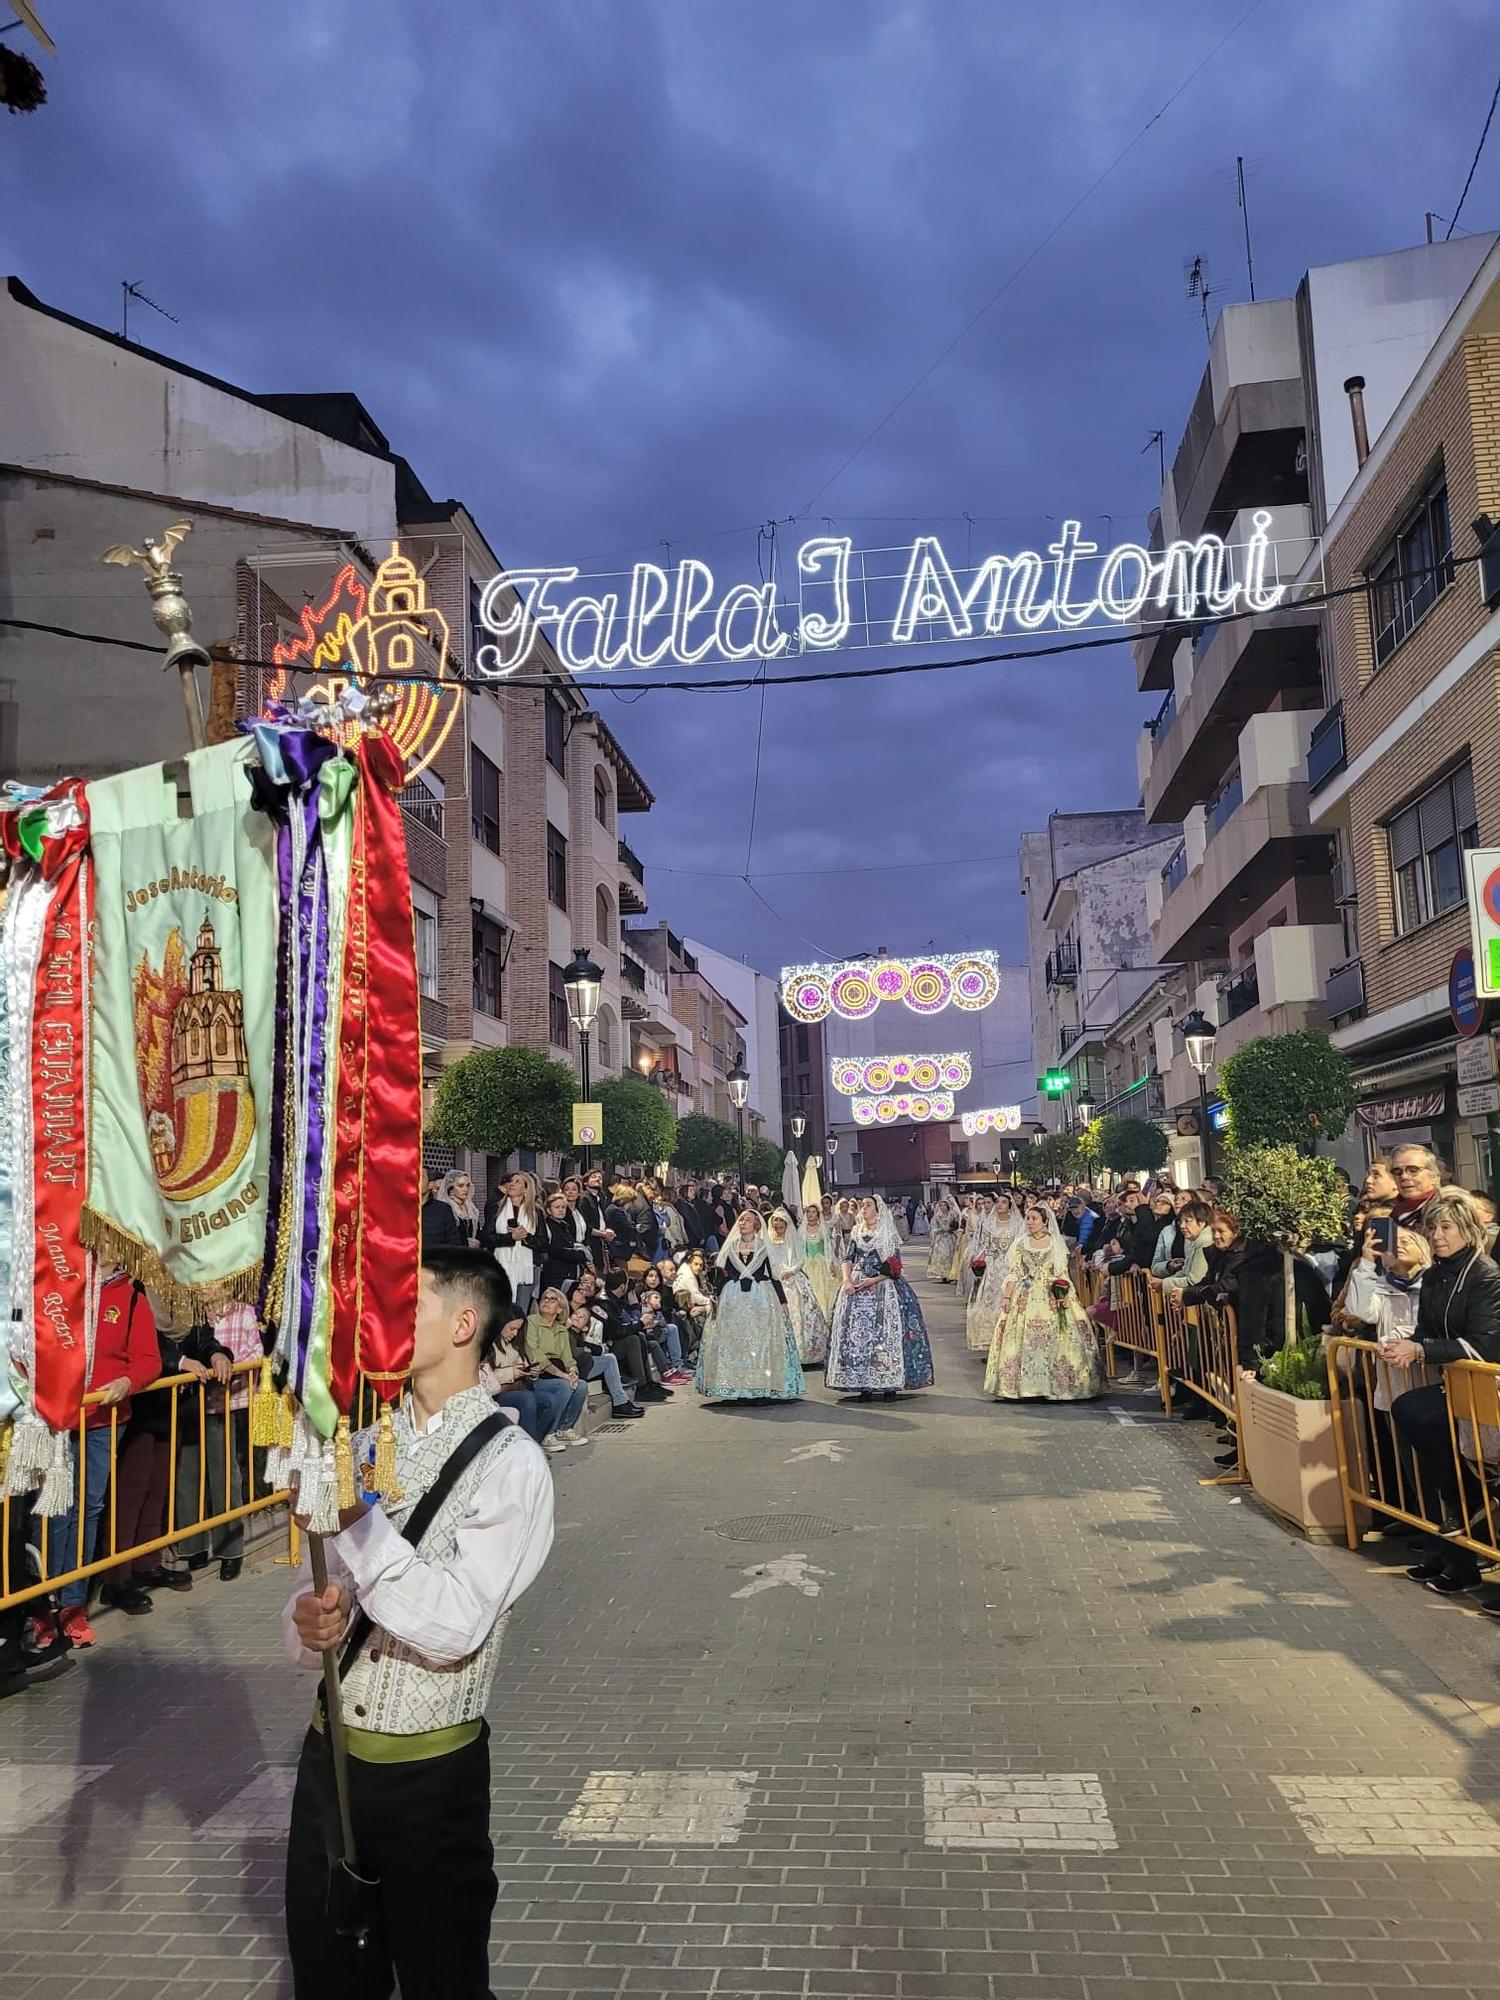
[707,1513,844,1543]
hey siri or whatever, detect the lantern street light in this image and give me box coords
[727,1058,750,1190]
[564,946,604,1173]
[790,1112,806,1141]
[1178,1007,1218,1178]
[1075,1087,1096,1129]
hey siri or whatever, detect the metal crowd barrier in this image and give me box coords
[1068,1258,1172,1413]
[0,1358,286,1613]
[1326,1335,1500,1561]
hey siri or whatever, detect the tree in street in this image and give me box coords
[595,1074,677,1173]
[1218,1029,1355,1153]
[1095,1114,1170,1177]
[428,1044,574,1158]
[674,1112,739,1176]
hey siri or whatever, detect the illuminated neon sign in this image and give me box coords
[473,516,1290,675]
[267,547,461,782]
[851,1092,955,1126]
[831,1053,971,1096]
[783,952,999,1021]
[961,1106,1023,1136]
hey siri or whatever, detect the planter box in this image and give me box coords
[1240,1376,1362,1543]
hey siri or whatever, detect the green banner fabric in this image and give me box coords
[83,740,278,1319]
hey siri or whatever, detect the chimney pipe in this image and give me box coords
[1343,375,1370,470]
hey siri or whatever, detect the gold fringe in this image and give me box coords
[369,1405,402,1501]
[249,1358,279,1448]
[80,1206,261,1323]
[0,1420,10,1492]
[334,1416,356,1512]
[277,1389,296,1450]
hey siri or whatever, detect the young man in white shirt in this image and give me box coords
[283,1249,555,1998]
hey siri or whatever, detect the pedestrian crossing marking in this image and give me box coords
[195,1765,298,1837]
[0,1762,110,1835]
[559,1768,758,1846]
[1272,1775,1500,1856]
[923,1770,1118,1851]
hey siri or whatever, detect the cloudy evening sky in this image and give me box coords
[5,0,1497,974]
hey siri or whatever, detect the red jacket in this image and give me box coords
[86,1275,160,1429]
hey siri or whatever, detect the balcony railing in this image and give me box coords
[1098,1074,1166,1121]
[1148,688,1177,739]
[621,951,647,993]
[1044,946,1077,988]
[399,781,444,839]
[1161,844,1188,897]
[1325,956,1366,1020]
[1306,701,1346,795]
[618,838,645,885]
[1205,769,1244,842]
[1221,962,1260,1023]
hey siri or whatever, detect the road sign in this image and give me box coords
[1457,1035,1498,1086]
[1458,1082,1500,1119]
[572,1103,602,1147]
[1465,850,1500,998]
[1449,948,1486,1038]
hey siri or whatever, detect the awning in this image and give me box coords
[1350,1037,1457,1096]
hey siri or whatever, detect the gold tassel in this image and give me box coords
[0,1420,11,1493]
[277,1389,296,1450]
[369,1405,402,1500]
[334,1416,357,1512]
[249,1358,279,1447]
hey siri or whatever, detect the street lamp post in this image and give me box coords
[1179,1007,1218,1180]
[563,946,604,1175]
[728,1058,750,1192]
[826,1132,840,1193]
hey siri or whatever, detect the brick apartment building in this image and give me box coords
[1308,235,1500,1182]
[626,923,760,1133]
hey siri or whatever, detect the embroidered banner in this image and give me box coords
[83,741,278,1319]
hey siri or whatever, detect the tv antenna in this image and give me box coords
[1236,155,1257,301]
[120,280,179,343]
[1184,253,1214,346]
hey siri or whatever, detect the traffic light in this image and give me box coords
[1039,1069,1071,1098]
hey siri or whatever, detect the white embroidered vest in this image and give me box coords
[341,1388,520,1735]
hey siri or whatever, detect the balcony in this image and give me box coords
[1097,1073,1166,1122]
[1170,302,1307,539]
[617,837,647,914]
[1161,843,1188,898]
[399,778,444,840]
[1154,781,1330,963]
[1325,956,1366,1023]
[1220,961,1260,1022]
[1044,946,1077,989]
[1305,702,1346,797]
[621,950,646,992]
[1205,768,1243,842]
[1142,602,1321,825]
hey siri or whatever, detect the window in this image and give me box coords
[1388,763,1477,935]
[548,962,571,1048]
[699,996,711,1039]
[595,884,614,947]
[472,915,504,1018]
[1368,471,1453,668]
[593,768,612,828]
[545,692,567,774]
[469,746,501,853]
[597,1010,613,1068]
[547,823,568,911]
[413,886,440,1000]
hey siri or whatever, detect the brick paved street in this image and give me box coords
[5,1256,1500,1998]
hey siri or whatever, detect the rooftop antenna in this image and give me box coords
[120,279,179,343]
[1236,155,1256,301]
[1184,254,1214,347]
[1142,430,1165,488]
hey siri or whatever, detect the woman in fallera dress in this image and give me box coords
[985,1203,1102,1403]
[695,1210,805,1403]
[966,1190,1023,1353]
[767,1208,830,1364]
[826,1195,936,1400]
[957,1193,993,1309]
[927,1191,962,1283]
[830,1197,858,1268]
[800,1201,841,1320]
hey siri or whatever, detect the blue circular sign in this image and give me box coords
[1449,948,1485,1038]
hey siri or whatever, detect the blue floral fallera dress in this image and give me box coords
[826,1242,936,1392]
[694,1245,805,1402]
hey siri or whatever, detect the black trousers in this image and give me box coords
[1392,1382,1482,1584]
[285,1722,497,1999]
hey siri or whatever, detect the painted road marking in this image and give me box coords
[924,1770,1118,1852]
[1272,1775,1500,1856]
[731,1553,831,1597]
[559,1768,757,1846]
[0,1762,110,1835]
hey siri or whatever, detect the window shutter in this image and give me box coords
[1419,783,1455,853]
[1452,762,1477,836]
[1388,803,1422,871]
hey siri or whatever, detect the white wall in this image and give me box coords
[685,938,783,1138]
[0,284,397,541]
[1306,237,1496,515]
[1210,298,1300,413]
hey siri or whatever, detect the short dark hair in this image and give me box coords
[1180,1200,1212,1227]
[422,1249,514,1360]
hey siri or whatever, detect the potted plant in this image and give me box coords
[1219,1145,1360,1540]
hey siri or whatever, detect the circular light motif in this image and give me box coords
[873,960,910,1000]
[933,1093,954,1119]
[906,962,952,1014]
[864,1060,893,1094]
[830,967,879,1019]
[940,1056,971,1089]
[909,1095,931,1120]
[831,1059,863,1096]
[910,1057,940,1089]
[786,973,831,1022]
[889,1055,913,1083]
[875,1097,899,1123]
[950,957,999,1011]
[852,1099,876,1125]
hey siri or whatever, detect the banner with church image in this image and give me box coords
[82,738,278,1319]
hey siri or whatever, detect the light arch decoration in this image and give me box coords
[830,1052,971,1097]
[849,1092,955,1126]
[782,950,999,1023]
[961,1105,1023,1136]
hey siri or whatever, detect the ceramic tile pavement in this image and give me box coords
[3,1254,1500,1997]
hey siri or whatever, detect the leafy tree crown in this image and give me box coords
[594,1074,677,1172]
[1218,1029,1355,1150]
[428,1045,573,1157]
[1095,1114,1170,1174]
[1219,1144,1346,1249]
[674,1112,740,1175]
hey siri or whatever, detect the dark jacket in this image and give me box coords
[481,1195,543,1261]
[1074,1206,1105,1255]
[1184,1240,1240,1309]
[674,1197,706,1248]
[1415,1248,1500,1364]
[421,1197,472,1252]
[603,1201,639,1261]
[627,1194,661,1261]
[1107,1206,1162,1275]
[536,1212,591,1297]
[1228,1243,1331,1370]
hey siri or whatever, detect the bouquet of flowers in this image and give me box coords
[970,1256,987,1275]
[1049,1275,1072,1329]
[878,1257,901,1279]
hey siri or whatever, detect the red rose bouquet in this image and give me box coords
[1049,1275,1071,1328]
[970,1256,987,1275]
